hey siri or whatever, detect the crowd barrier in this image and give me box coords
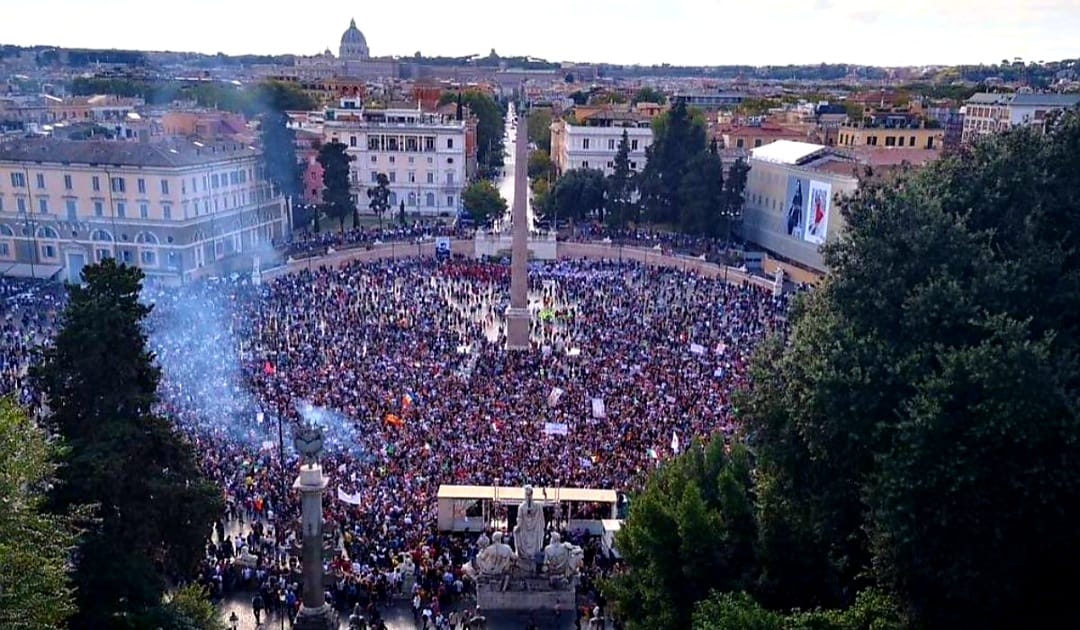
[261,239,774,290]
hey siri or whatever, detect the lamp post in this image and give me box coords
[291,423,337,630]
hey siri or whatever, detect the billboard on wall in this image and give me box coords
[803,181,831,245]
[783,176,810,239]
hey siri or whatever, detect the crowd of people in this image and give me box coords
[0,255,790,628]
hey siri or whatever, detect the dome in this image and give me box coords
[339,18,370,60]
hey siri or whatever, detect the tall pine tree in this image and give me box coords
[605,129,637,230]
[32,260,223,630]
[317,140,356,232]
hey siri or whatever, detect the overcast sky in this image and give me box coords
[4,0,1078,66]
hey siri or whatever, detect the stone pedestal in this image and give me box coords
[292,463,337,630]
[505,306,531,350]
[293,603,338,630]
[476,576,576,611]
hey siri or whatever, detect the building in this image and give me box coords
[1006,93,1080,130]
[161,110,248,140]
[672,91,746,110]
[549,111,653,176]
[741,140,858,272]
[0,138,287,283]
[836,106,943,150]
[339,18,370,60]
[961,93,1014,144]
[720,120,809,151]
[322,98,467,216]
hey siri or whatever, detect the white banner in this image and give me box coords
[689,343,706,355]
[547,387,565,408]
[591,397,606,419]
[543,422,569,436]
[337,488,363,505]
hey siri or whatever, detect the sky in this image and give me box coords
[3,0,1078,67]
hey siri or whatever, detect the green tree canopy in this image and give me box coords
[439,90,505,174]
[527,149,553,181]
[259,110,303,230]
[605,130,638,230]
[0,398,78,629]
[317,140,356,232]
[461,179,507,225]
[366,172,392,230]
[527,108,553,153]
[678,139,725,237]
[632,86,667,105]
[639,101,708,226]
[739,108,1080,628]
[31,260,223,629]
[547,168,606,223]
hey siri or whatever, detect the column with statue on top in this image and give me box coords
[291,424,338,630]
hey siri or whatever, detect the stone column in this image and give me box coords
[292,463,337,630]
[506,106,531,350]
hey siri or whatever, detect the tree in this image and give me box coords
[722,157,750,247]
[366,173,392,230]
[692,589,906,630]
[639,101,708,226]
[547,168,606,223]
[32,260,224,629]
[632,86,667,105]
[259,111,303,231]
[461,180,507,225]
[317,140,355,232]
[604,130,637,230]
[606,437,758,630]
[0,398,79,629]
[135,585,225,630]
[527,149,553,181]
[527,108,553,153]
[738,109,1080,628]
[439,90,504,175]
[677,139,725,237]
[531,178,552,218]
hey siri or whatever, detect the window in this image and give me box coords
[608,139,616,150]
[64,174,73,190]
[110,177,125,193]
[425,192,435,207]
[389,156,396,164]
[446,195,454,207]
[582,138,590,150]
[140,250,156,266]
[0,243,8,257]
[736,139,745,148]
[389,172,396,183]
[116,202,126,218]
[121,250,132,263]
[36,173,45,189]
[606,162,614,169]
[137,178,146,194]
[630,161,637,169]
[631,139,639,150]
[885,136,896,147]
[95,248,111,262]
[426,172,434,184]
[582,161,590,169]
[66,199,77,221]
[910,136,916,147]
[38,198,48,213]
[408,171,416,183]
[370,172,379,183]
[161,179,170,194]
[92,175,101,191]
[898,136,906,147]
[163,204,172,219]
[211,174,220,188]
[10,172,25,187]
[446,172,454,185]
[754,139,763,148]
[139,203,149,219]
[370,155,377,163]
[350,136,357,147]
[94,201,104,216]
[447,138,454,149]
[41,244,56,259]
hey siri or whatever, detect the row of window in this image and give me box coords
[0,241,158,267]
[5,169,259,197]
[0,195,171,220]
[347,192,456,208]
[579,138,642,151]
[359,171,457,185]
[348,134,456,152]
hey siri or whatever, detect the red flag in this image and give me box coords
[264,361,276,375]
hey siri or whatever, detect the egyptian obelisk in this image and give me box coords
[505,104,531,351]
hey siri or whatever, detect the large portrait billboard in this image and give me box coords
[783,175,810,238]
[803,180,831,245]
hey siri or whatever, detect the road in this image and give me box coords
[494,103,536,234]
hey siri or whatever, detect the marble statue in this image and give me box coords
[543,532,584,580]
[513,485,546,561]
[465,532,514,579]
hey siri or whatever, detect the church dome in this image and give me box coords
[339,18,370,60]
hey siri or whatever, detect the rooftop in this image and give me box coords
[0,138,259,168]
[1009,93,1080,107]
[750,140,827,165]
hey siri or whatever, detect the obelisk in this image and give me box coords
[292,426,337,630]
[505,104,531,351]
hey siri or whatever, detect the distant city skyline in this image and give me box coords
[4,0,1079,67]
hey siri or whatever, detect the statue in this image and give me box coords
[293,424,324,467]
[543,532,584,581]
[513,485,546,561]
[464,532,514,579]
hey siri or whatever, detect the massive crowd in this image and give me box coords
[1,256,789,628]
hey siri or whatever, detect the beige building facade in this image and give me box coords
[741,141,858,272]
[0,138,287,284]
